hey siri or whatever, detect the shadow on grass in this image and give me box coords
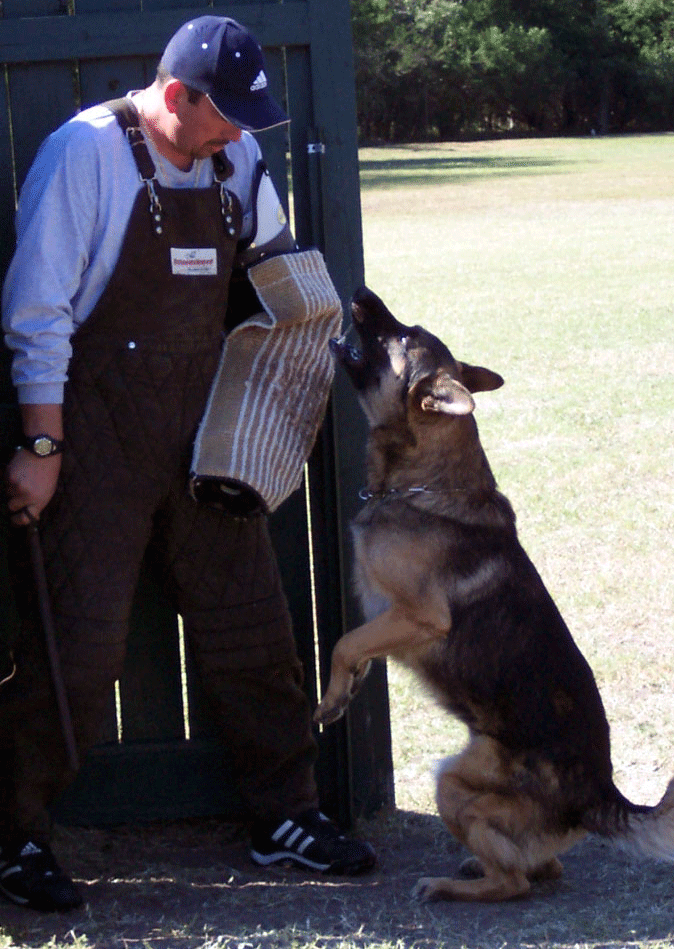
[1,812,673,948]
[359,154,577,190]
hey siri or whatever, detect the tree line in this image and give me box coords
[351,0,674,141]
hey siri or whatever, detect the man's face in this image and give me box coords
[173,89,242,161]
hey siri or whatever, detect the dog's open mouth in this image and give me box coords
[329,334,363,367]
[329,296,368,366]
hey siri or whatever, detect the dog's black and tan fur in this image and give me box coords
[315,286,674,902]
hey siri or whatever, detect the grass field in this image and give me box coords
[3,133,674,949]
[359,134,674,814]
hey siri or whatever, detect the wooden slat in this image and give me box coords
[2,1,80,189]
[78,57,155,109]
[0,70,17,413]
[144,0,214,9]
[75,0,150,100]
[51,739,247,826]
[7,62,79,192]
[75,0,141,10]
[259,55,314,688]
[0,0,54,276]
[303,0,393,819]
[254,46,289,214]
[306,0,364,299]
[285,46,318,249]
[0,4,310,63]
[285,37,348,825]
[214,0,283,7]
[283,45,354,822]
[1,0,67,14]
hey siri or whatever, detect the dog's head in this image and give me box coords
[330,286,503,429]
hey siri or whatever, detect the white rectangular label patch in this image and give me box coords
[171,248,218,276]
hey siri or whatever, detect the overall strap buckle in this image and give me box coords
[145,179,163,235]
[220,187,238,237]
[212,152,238,237]
[106,97,163,235]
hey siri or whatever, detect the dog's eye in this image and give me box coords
[399,336,408,348]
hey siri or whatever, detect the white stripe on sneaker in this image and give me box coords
[284,827,305,849]
[271,820,294,843]
[297,835,315,855]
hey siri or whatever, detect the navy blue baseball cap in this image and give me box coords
[160,16,289,132]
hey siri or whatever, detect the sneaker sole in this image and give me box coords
[0,878,30,907]
[250,848,330,871]
[0,877,83,912]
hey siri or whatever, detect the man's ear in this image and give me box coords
[163,79,186,115]
[410,372,475,416]
[458,362,504,394]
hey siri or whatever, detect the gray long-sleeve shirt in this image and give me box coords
[2,92,288,405]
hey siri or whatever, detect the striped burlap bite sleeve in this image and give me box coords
[190,249,343,513]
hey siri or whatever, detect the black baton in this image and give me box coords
[25,512,79,772]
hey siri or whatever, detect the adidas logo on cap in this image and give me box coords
[250,70,268,92]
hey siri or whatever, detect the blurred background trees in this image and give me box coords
[351,0,674,140]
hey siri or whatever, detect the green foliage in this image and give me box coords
[350,0,674,140]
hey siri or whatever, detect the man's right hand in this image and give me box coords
[5,448,62,526]
[5,403,64,525]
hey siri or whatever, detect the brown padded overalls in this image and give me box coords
[0,103,318,847]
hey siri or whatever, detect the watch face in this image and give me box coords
[33,436,53,456]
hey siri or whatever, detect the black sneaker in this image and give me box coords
[0,840,83,912]
[250,808,376,875]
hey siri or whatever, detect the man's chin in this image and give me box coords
[195,142,229,159]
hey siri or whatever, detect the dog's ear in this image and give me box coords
[458,362,504,394]
[411,372,475,416]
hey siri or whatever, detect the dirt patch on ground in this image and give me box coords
[2,809,674,948]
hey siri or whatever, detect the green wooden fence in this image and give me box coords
[0,0,394,828]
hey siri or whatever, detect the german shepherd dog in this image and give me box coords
[314,286,674,902]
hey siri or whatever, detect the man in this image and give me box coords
[1,15,375,913]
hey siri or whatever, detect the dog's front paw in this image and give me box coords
[313,660,373,727]
[350,659,372,696]
[313,695,348,727]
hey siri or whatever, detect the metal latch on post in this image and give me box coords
[307,142,326,155]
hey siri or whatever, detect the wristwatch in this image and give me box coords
[19,434,65,457]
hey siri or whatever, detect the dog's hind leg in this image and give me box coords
[413,741,566,902]
[528,857,564,882]
[414,779,532,902]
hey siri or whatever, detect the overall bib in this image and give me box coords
[0,103,318,846]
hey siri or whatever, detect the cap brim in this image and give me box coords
[208,93,289,133]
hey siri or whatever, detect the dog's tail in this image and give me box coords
[585,777,674,861]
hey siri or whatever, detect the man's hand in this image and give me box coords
[5,449,62,525]
[4,403,64,525]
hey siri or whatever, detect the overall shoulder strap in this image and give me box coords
[104,97,156,181]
